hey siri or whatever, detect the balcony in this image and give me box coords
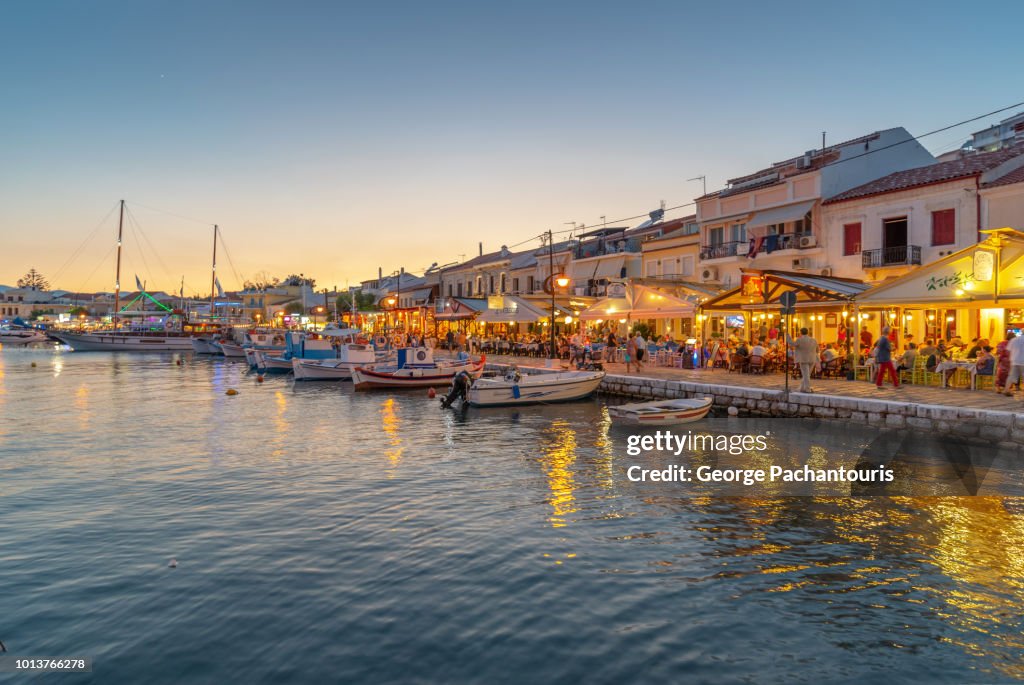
[861,245,921,268]
[700,241,743,260]
[574,237,641,259]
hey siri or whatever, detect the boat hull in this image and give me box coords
[293,359,359,381]
[218,342,248,358]
[0,331,50,346]
[53,331,194,351]
[352,361,484,391]
[191,337,222,355]
[468,371,604,407]
[607,397,714,426]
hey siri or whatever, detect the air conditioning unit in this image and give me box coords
[736,241,750,256]
[820,267,833,277]
[798,235,817,248]
[792,258,811,271]
[700,267,719,283]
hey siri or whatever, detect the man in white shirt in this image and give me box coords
[786,327,819,393]
[750,338,767,357]
[1004,333,1024,396]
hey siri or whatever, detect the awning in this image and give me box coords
[579,283,695,321]
[701,270,870,311]
[593,257,626,280]
[434,297,487,320]
[747,199,816,230]
[477,296,550,323]
[568,260,594,283]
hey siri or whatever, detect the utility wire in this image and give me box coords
[50,201,120,285]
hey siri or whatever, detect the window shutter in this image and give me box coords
[931,209,955,246]
[843,223,862,256]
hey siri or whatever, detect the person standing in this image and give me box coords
[625,335,637,373]
[786,327,819,393]
[1003,331,1024,397]
[873,325,900,389]
[996,331,1014,392]
[633,331,647,370]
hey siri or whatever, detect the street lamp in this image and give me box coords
[315,306,325,329]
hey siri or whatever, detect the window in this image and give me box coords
[512,277,519,293]
[645,261,657,277]
[766,223,784,235]
[931,209,955,246]
[500,273,507,293]
[527,275,535,293]
[843,222,862,256]
[730,223,746,243]
[467,281,473,296]
[683,222,699,235]
[456,282,463,297]
[708,226,724,245]
[681,256,694,277]
[794,212,812,234]
[475,277,483,294]
[447,284,452,297]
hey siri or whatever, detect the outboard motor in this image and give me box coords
[440,370,473,409]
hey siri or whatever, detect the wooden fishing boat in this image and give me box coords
[467,369,604,407]
[352,348,485,390]
[607,396,713,426]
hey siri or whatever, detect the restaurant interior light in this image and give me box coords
[619,318,627,324]
[946,316,955,322]
[564,316,573,324]
[954,289,964,296]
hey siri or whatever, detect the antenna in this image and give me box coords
[822,131,827,152]
[687,175,707,196]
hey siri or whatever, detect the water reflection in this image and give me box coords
[540,419,577,527]
[380,398,403,472]
[75,384,90,431]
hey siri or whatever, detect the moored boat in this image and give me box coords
[467,368,604,407]
[351,347,484,391]
[293,329,376,380]
[0,326,50,346]
[607,397,713,426]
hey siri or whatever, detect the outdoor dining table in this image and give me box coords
[935,359,977,388]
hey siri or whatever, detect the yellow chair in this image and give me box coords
[975,373,995,390]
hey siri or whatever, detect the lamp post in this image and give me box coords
[544,229,570,361]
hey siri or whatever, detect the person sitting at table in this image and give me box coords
[736,340,750,357]
[751,338,767,358]
[965,338,982,358]
[897,342,918,371]
[820,343,837,363]
[918,338,937,357]
[975,346,995,377]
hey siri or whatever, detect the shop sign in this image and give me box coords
[606,282,627,298]
[487,295,505,309]
[925,271,974,291]
[973,250,994,282]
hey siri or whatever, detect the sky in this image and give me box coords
[2,0,1022,294]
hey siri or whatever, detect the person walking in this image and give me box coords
[1002,331,1024,397]
[873,325,900,390]
[633,331,646,370]
[786,327,819,393]
[996,331,1014,392]
[625,335,637,373]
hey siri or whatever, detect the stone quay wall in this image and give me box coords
[485,363,1024,449]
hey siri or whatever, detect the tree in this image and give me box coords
[336,291,378,312]
[242,270,279,291]
[284,301,305,315]
[281,274,316,288]
[68,306,90,317]
[17,268,49,291]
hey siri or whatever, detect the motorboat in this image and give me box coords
[466,368,604,407]
[0,326,50,346]
[191,334,223,355]
[219,329,287,363]
[293,328,376,380]
[607,397,713,426]
[53,319,197,351]
[351,347,485,391]
[255,331,338,374]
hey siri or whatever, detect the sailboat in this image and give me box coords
[53,200,219,351]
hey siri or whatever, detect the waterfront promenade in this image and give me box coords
[485,354,1024,446]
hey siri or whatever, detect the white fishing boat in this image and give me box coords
[293,328,376,380]
[607,397,713,426]
[191,334,223,355]
[466,368,604,407]
[54,327,196,351]
[351,347,484,391]
[0,327,50,346]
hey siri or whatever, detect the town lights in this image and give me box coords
[564,316,573,324]
[555,275,570,288]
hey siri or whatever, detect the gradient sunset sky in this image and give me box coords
[2,0,1022,294]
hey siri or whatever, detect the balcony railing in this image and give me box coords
[574,237,642,259]
[700,241,743,260]
[861,245,921,268]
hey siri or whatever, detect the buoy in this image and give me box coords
[226,389,238,396]
[727,406,739,417]
[30,362,37,368]
[427,387,436,398]
[168,558,178,568]
[256,375,264,383]
[175,359,183,366]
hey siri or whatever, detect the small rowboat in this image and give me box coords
[607,396,713,426]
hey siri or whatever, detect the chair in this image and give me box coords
[821,357,843,379]
[749,354,765,374]
[729,353,749,373]
[974,371,995,390]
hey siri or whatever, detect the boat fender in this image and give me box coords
[226,388,239,396]
[427,387,436,398]
[256,375,264,383]
[30,362,37,368]
[512,384,521,399]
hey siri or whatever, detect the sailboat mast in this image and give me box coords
[209,224,218,322]
[113,199,125,325]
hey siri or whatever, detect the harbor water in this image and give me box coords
[3,348,1024,683]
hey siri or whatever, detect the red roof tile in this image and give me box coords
[984,164,1024,188]
[824,144,1024,203]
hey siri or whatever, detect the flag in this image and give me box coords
[215,278,225,297]
[135,275,143,291]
